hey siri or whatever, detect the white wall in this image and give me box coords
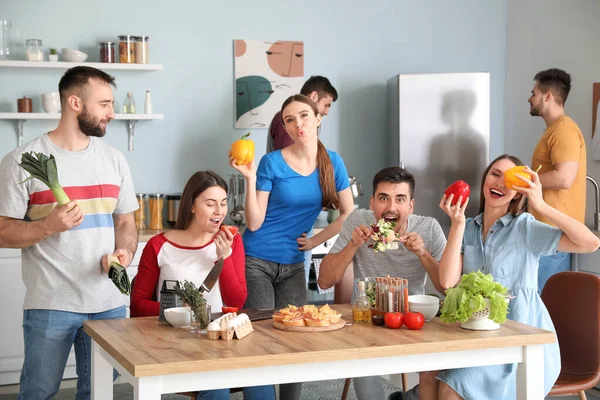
[504,0,600,228]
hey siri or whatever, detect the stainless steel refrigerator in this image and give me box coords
[387,72,491,233]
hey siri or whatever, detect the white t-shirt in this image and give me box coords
[0,133,138,312]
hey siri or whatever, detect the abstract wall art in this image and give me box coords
[234,40,304,129]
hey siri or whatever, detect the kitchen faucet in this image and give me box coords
[587,175,600,231]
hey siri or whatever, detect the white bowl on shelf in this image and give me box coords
[164,306,191,328]
[408,295,440,321]
[62,48,88,62]
[41,92,61,113]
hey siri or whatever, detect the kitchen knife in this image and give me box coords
[199,257,224,293]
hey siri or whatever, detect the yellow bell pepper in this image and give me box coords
[504,166,539,189]
[230,132,254,165]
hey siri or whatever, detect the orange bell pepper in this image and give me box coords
[230,132,254,165]
[504,166,532,189]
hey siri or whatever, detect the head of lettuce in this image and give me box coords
[440,271,510,324]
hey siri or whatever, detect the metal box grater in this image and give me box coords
[159,280,184,322]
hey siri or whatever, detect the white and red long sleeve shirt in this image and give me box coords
[130,233,247,317]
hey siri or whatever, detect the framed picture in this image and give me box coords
[234,39,304,129]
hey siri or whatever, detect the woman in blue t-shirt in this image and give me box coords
[230,94,354,310]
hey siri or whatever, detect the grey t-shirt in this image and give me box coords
[330,209,447,295]
[0,133,138,312]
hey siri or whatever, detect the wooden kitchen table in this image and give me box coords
[84,304,555,400]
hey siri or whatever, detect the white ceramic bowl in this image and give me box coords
[164,306,191,328]
[41,92,61,113]
[62,48,88,62]
[409,295,440,321]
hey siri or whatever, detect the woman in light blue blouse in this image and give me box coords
[418,154,600,400]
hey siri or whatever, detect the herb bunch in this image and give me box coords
[174,280,209,328]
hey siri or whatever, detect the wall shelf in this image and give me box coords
[0,113,164,150]
[0,60,163,71]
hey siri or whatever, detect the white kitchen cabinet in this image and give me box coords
[0,244,145,386]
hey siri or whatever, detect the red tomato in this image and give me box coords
[220,225,239,236]
[444,180,471,206]
[222,306,239,313]
[404,312,425,330]
[384,312,404,329]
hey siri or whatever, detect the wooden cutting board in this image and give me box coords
[272,319,346,332]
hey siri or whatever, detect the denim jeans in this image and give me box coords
[196,385,276,400]
[18,306,125,400]
[244,256,307,309]
[538,252,572,294]
[244,256,306,400]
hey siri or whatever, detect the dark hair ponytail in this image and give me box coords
[317,140,340,209]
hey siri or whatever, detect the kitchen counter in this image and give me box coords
[138,228,171,242]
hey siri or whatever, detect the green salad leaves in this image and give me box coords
[440,271,509,324]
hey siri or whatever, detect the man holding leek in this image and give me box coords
[0,66,138,400]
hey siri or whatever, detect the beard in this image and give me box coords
[78,106,107,137]
[529,103,542,116]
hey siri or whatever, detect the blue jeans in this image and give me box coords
[197,385,275,400]
[538,252,572,294]
[18,306,125,400]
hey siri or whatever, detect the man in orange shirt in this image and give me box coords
[529,68,587,293]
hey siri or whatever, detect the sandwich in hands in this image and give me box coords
[369,219,400,252]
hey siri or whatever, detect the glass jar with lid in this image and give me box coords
[148,193,164,230]
[134,193,147,230]
[118,35,136,63]
[134,36,149,64]
[99,41,115,63]
[25,39,43,61]
[0,20,13,59]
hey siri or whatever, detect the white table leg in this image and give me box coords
[91,340,113,400]
[134,376,161,400]
[516,344,544,400]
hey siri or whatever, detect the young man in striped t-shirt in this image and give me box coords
[318,166,447,400]
[0,66,138,399]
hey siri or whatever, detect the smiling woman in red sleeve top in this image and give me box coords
[131,171,247,317]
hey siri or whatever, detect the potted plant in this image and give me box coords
[440,271,510,331]
[48,48,58,62]
[174,280,210,333]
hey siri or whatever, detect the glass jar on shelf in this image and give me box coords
[99,41,115,63]
[0,20,13,59]
[134,36,149,64]
[25,39,43,61]
[148,193,164,230]
[134,193,147,230]
[118,35,136,63]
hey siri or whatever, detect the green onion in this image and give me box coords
[19,152,70,206]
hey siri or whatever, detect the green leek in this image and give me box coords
[107,255,132,295]
[19,152,70,206]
